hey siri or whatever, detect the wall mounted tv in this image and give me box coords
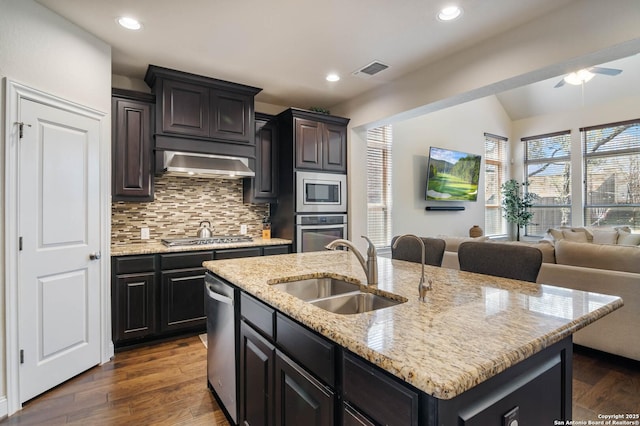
[425,147,481,201]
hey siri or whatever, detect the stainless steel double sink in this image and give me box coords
[270,277,405,314]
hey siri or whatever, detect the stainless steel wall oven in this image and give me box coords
[296,214,347,252]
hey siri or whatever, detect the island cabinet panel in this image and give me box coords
[239,321,275,426]
[262,245,290,256]
[434,337,572,426]
[112,90,154,202]
[343,352,420,426]
[111,255,157,344]
[274,349,335,426]
[276,313,336,387]
[342,402,375,426]
[241,292,275,340]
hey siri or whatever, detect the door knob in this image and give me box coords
[89,252,101,260]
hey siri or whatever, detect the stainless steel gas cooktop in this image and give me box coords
[161,235,253,247]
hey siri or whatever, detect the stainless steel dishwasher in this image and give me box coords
[205,272,238,424]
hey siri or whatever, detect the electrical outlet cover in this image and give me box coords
[240,225,247,235]
[141,227,150,240]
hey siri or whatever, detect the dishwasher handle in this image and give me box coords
[206,283,234,306]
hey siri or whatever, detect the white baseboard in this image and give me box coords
[0,396,8,418]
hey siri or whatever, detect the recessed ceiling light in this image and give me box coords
[326,73,340,82]
[117,16,142,30]
[437,6,463,21]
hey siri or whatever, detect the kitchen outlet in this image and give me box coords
[141,227,150,240]
[240,225,247,235]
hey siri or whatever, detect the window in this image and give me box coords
[583,119,640,231]
[367,125,393,247]
[522,130,572,236]
[484,133,508,236]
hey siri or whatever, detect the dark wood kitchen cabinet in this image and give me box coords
[112,244,290,348]
[244,113,279,203]
[144,65,262,159]
[277,108,349,173]
[111,255,157,344]
[159,251,213,333]
[111,89,155,201]
[275,350,335,426]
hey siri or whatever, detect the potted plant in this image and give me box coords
[501,179,538,241]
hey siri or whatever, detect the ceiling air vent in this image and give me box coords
[352,61,390,79]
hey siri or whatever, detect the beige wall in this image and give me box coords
[391,96,511,238]
[0,0,111,412]
[333,0,640,251]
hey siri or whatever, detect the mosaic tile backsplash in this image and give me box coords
[111,175,269,244]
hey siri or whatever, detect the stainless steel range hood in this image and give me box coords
[163,151,254,179]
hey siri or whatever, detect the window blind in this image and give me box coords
[484,133,508,236]
[367,125,393,247]
[583,119,640,229]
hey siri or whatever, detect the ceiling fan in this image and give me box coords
[554,67,622,88]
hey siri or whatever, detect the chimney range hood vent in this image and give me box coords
[163,151,255,179]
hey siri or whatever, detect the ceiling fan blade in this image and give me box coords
[554,78,566,88]
[588,67,622,76]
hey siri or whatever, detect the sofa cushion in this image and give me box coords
[591,229,618,245]
[547,226,593,242]
[501,240,556,263]
[562,229,589,243]
[439,235,489,252]
[617,229,640,246]
[555,239,640,273]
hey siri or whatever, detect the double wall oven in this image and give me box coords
[295,171,347,252]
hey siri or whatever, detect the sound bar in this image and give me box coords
[425,206,465,211]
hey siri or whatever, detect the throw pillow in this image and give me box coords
[548,228,565,241]
[591,229,618,245]
[562,230,588,243]
[617,229,640,246]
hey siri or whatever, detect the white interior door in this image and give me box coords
[17,97,101,402]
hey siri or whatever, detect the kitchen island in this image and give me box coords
[203,250,622,425]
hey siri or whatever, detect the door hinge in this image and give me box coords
[19,236,23,251]
[20,349,24,364]
[15,121,32,139]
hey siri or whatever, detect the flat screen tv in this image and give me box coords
[425,147,481,201]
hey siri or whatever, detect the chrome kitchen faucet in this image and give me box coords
[325,236,378,287]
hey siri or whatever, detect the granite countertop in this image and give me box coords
[203,250,623,400]
[111,237,292,256]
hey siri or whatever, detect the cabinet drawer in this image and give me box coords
[113,255,156,274]
[343,352,419,426]
[160,251,213,270]
[241,292,275,340]
[276,313,335,387]
[263,245,290,256]
[214,247,262,259]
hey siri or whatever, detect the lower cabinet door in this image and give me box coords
[113,272,156,343]
[275,350,335,426]
[342,403,375,426]
[160,267,207,332]
[240,321,275,426]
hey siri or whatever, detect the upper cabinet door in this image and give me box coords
[161,79,210,137]
[211,89,254,143]
[322,123,347,172]
[112,94,154,201]
[295,118,323,170]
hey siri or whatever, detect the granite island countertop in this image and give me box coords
[111,237,292,256]
[203,250,623,400]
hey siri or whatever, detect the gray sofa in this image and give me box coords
[439,236,640,361]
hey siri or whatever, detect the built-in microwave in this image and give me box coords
[296,171,347,213]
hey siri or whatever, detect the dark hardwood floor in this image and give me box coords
[1,337,638,425]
